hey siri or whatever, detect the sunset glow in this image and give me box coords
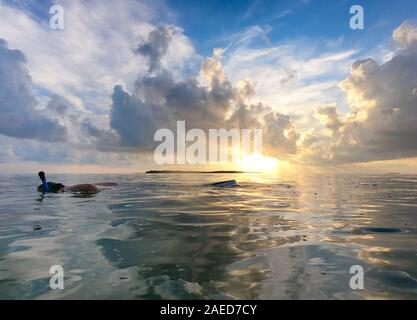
[238,153,279,172]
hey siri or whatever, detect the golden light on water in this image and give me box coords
[238,153,279,172]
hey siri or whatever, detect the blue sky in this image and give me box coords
[7,0,417,55]
[168,0,417,55]
[1,0,417,173]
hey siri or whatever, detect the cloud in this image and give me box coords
[223,36,358,125]
[301,21,417,164]
[0,0,354,167]
[134,25,174,72]
[262,112,299,156]
[274,9,292,20]
[0,0,186,112]
[107,19,417,165]
[108,31,299,157]
[316,105,343,137]
[109,59,234,150]
[1,0,416,172]
[393,21,417,48]
[0,0,196,167]
[0,39,67,142]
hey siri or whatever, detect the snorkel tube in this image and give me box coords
[38,171,49,193]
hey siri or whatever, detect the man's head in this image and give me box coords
[38,171,46,181]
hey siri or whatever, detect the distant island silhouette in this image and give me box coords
[146,170,249,174]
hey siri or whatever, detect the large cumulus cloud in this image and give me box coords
[108,26,299,158]
[302,21,417,164]
[0,39,66,142]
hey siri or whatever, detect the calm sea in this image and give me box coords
[0,173,416,299]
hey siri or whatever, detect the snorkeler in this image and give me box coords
[37,171,118,193]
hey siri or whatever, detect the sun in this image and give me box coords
[238,153,279,173]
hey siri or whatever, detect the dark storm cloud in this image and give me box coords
[109,73,234,150]
[0,39,67,142]
[110,84,158,149]
[134,25,174,72]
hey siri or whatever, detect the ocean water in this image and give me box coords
[0,173,416,300]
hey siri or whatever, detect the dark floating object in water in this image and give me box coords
[33,226,42,231]
[211,180,240,188]
[352,227,409,235]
